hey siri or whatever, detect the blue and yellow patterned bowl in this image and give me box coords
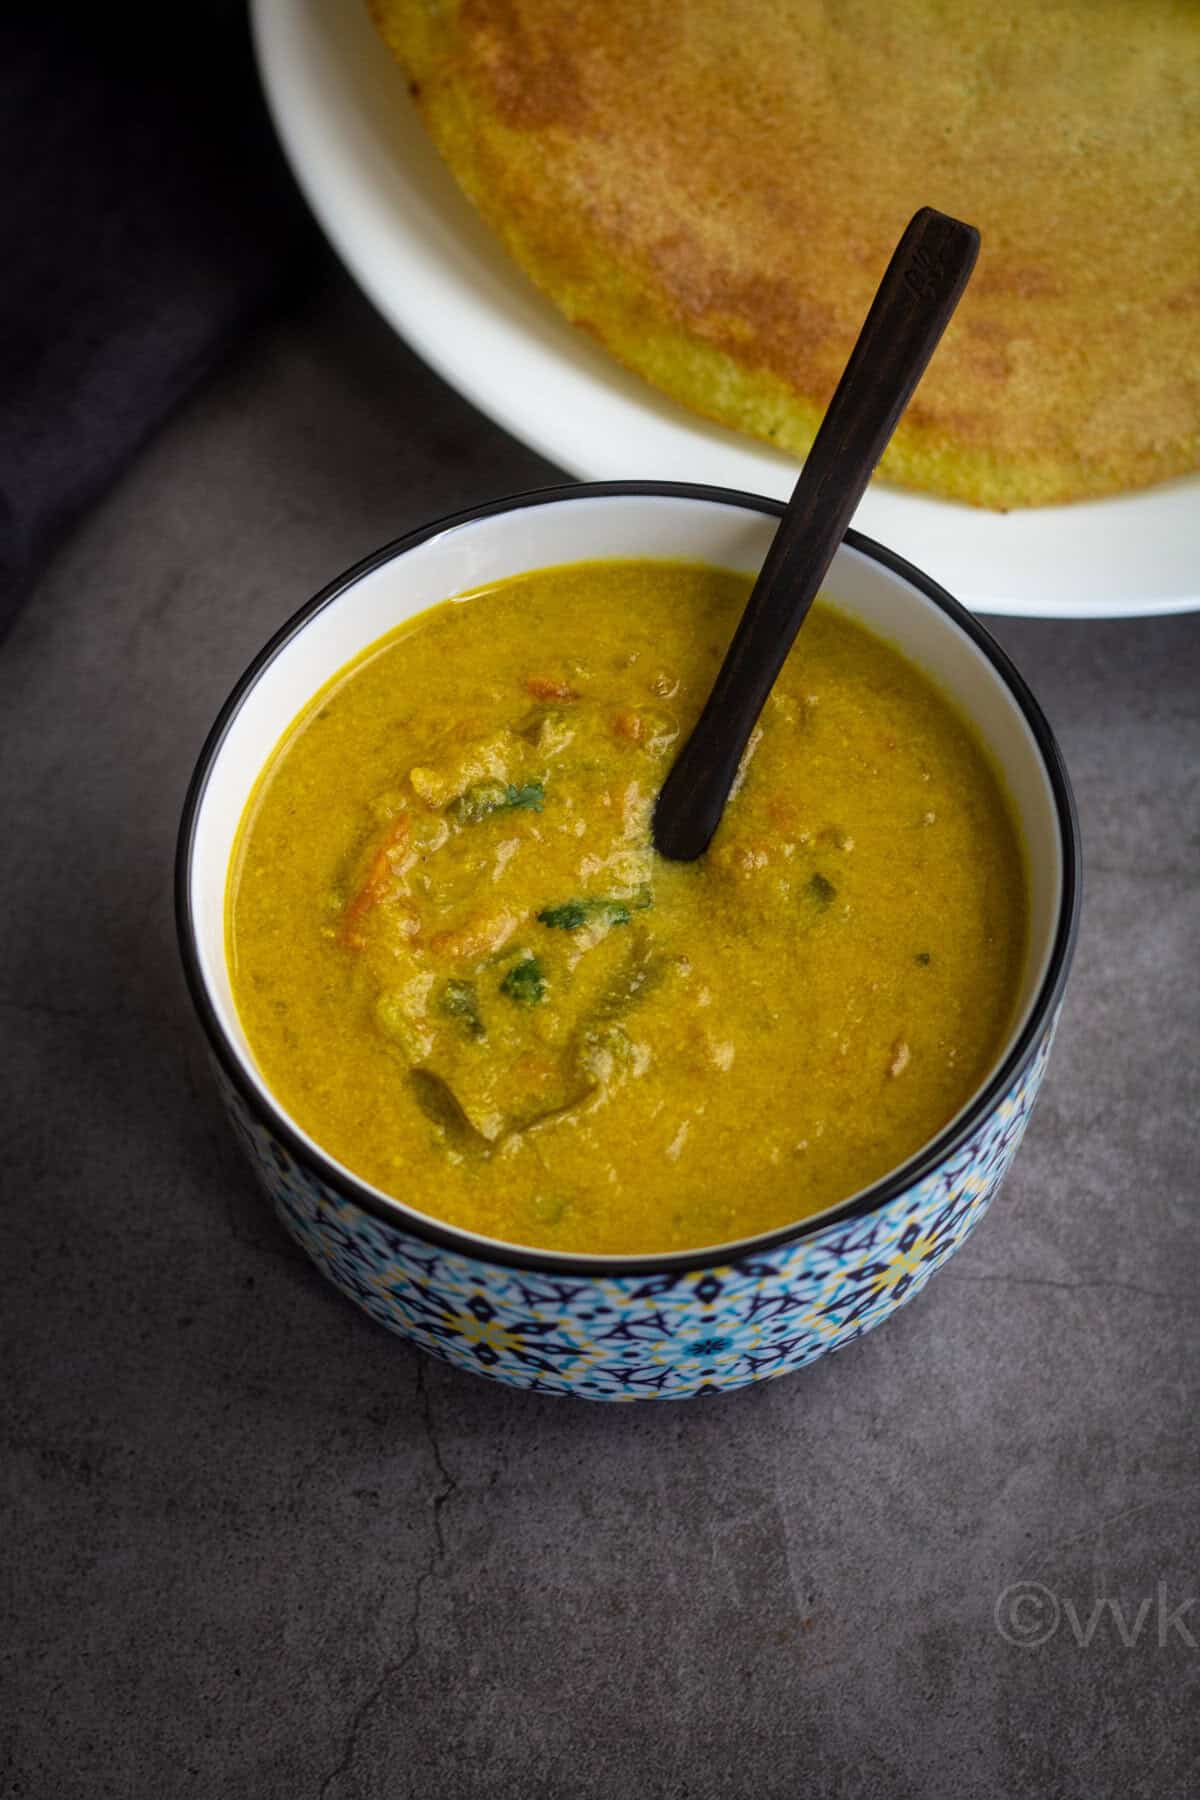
[176,484,1080,1399]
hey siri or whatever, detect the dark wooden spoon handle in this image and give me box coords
[653,206,980,862]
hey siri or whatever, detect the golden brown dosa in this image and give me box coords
[370,0,1200,508]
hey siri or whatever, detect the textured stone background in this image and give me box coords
[2,271,1198,1799]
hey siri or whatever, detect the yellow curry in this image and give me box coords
[227,560,1026,1255]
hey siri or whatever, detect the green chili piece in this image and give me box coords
[440,978,486,1040]
[500,956,547,1006]
[537,897,640,932]
[806,872,837,909]
[453,779,544,824]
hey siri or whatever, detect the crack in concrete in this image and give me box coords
[418,1351,460,1562]
[1020,1484,1200,1576]
[943,1270,1192,1305]
[317,1658,402,1800]
[317,1355,457,1799]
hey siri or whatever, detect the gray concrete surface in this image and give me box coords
[2,270,1198,1800]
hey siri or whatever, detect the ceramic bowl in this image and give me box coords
[176,482,1080,1399]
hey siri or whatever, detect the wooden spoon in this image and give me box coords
[652,206,980,862]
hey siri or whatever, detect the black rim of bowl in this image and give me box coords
[176,480,1082,1277]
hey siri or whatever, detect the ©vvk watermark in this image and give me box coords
[995,1580,1197,1650]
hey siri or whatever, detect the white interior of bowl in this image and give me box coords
[188,491,1065,1256]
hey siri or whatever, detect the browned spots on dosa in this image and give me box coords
[460,0,591,131]
[372,0,1200,506]
[972,260,1064,303]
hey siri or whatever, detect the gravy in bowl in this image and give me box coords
[227,558,1026,1255]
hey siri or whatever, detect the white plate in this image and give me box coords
[251,0,1200,618]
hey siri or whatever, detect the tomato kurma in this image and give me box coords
[227,560,1026,1254]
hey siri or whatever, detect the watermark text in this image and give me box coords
[995,1580,1195,1649]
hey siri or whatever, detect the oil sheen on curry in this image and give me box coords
[228,561,1027,1256]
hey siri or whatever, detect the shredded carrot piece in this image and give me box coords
[340,814,411,948]
[526,675,578,701]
